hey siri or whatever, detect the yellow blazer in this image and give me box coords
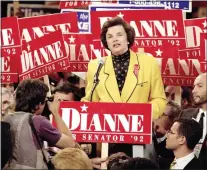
[81,50,166,119]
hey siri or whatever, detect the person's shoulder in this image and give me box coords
[33,115,48,122]
[134,51,156,62]
[181,107,199,114]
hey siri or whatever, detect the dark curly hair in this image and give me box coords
[15,79,49,113]
[100,17,135,50]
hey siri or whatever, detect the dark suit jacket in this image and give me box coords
[1,121,12,169]
[180,108,206,169]
[199,134,207,169]
[179,107,199,119]
[184,157,203,169]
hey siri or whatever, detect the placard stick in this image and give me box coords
[174,86,182,105]
[132,47,145,158]
[43,75,52,96]
[13,1,19,17]
[101,143,108,169]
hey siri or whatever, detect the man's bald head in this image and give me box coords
[192,72,207,106]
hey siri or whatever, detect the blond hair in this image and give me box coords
[52,148,93,169]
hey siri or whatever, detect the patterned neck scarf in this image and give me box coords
[112,49,130,94]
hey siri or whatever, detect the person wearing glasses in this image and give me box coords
[166,118,203,169]
[179,72,207,169]
[3,79,76,169]
[145,101,181,169]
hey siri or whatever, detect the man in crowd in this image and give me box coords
[145,101,181,169]
[179,72,207,168]
[166,118,203,169]
[1,87,14,118]
[3,79,76,168]
[53,82,83,102]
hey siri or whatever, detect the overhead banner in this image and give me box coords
[59,0,117,9]
[60,0,192,12]
[89,3,165,11]
[1,17,21,83]
[7,3,60,17]
[55,102,152,144]
[19,30,68,81]
[91,10,186,48]
[119,0,192,12]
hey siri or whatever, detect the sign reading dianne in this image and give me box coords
[19,30,68,80]
[91,10,186,48]
[1,17,21,83]
[58,102,152,144]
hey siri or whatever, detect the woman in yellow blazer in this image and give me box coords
[81,16,167,157]
[82,17,166,119]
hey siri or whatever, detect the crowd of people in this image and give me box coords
[1,16,207,170]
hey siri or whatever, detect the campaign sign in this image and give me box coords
[91,10,186,48]
[18,12,79,44]
[185,17,207,48]
[56,102,152,144]
[200,33,207,72]
[19,30,68,81]
[7,3,60,17]
[1,17,21,83]
[63,34,110,71]
[61,9,90,33]
[142,47,202,86]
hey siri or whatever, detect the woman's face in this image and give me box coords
[106,25,128,56]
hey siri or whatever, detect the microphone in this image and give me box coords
[94,59,104,84]
[90,59,104,102]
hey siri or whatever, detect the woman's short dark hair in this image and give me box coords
[15,79,49,113]
[100,17,135,50]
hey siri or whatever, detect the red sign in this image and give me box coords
[59,0,91,9]
[140,47,195,86]
[200,33,207,72]
[1,17,21,83]
[91,10,186,48]
[18,12,79,44]
[59,0,117,9]
[19,30,68,81]
[55,102,152,144]
[185,17,207,48]
[63,34,110,71]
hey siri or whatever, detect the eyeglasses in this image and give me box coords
[166,130,183,137]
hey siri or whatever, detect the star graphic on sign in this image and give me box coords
[155,49,163,56]
[202,20,207,28]
[69,35,75,43]
[117,12,124,18]
[81,104,88,112]
[27,44,30,51]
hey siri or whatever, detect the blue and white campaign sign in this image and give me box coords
[61,9,90,33]
[89,3,165,11]
[118,0,192,12]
